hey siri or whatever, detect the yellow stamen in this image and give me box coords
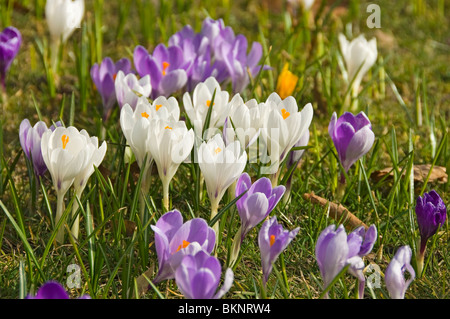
[206,100,215,107]
[113,73,117,81]
[175,240,190,253]
[214,147,222,154]
[276,63,299,99]
[165,126,172,130]
[141,112,150,119]
[61,135,69,149]
[162,61,170,76]
[155,104,163,111]
[270,235,276,247]
[281,108,290,120]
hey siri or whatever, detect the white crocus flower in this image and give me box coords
[338,33,377,110]
[115,70,152,110]
[183,77,230,139]
[226,93,266,151]
[260,93,313,183]
[45,0,84,69]
[198,134,247,237]
[148,118,194,211]
[151,96,181,121]
[71,131,107,239]
[41,126,96,243]
[120,100,154,221]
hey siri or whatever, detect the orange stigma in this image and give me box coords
[270,235,276,247]
[206,100,215,107]
[155,104,163,111]
[281,108,290,120]
[175,240,190,253]
[162,61,170,76]
[141,112,150,118]
[165,126,172,130]
[61,135,69,149]
[214,147,222,154]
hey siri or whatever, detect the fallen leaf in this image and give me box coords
[303,192,368,230]
[133,264,155,298]
[371,164,447,184]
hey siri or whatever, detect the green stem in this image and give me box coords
[55,193,65,244]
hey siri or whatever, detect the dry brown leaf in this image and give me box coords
[371,164,447,184]
[133,265,155,298]
[303,192,368,230]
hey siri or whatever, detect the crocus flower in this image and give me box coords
[151,209,216,283]
[224,93,266,151]
[133,44,188,99]
[148,117,194,210]
[276,63,298,100]
[120,98,155,220]
[175,250,234,299]
[197,134,247,236]
[229,173,285,265]
[258,216,299,286]
[315,224,377,298]
[385,245,415,299]
[114,70,151,110]
[90,57,132,121]
[19,119,55,178]
[183,76,230,139]
[0,26,21,91]
[71,131,107,239]
[41,126,100,243]
[338,33,377,110]
[235,173,285,241]
[260,93,313,179]
[26,281,90,299]
[45,0,85,44]
[328,111,375,180]
[415,190,447,275]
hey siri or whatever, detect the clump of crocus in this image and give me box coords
[19,119,61,180]
[45,0,84,71]
[415,190,447,276]
[276,63,298,100]
[338,33,377,111]
[229,173,285,265]
[259,216,299,286]
[328,111,374,198]
[197,134,247,238]
[151,209,216,283]
[134,44,188,99]
[315,224,377,298]
[26,281,90,299]
[90,57,132,121]
[385,245,415,299]
[170,17,267,94]
[41,126,106,243]
[0,26,21,93]
[175,250,234,299]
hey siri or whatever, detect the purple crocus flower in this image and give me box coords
[0,26,22,90]
[415,190,446,275]
[19,119,61,178]
[175,250,234,299]
[328,111,375,177]
[385,245,415,299]
[90,57,131,121]
[151,209,216,283]
[26,281,90,299]
[258,216,299,286]
[133,44,188,99]
[235,173,286,241]
[315,224,377,298]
